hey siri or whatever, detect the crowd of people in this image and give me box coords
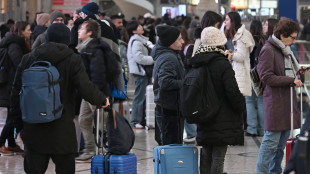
[0,1,307,174]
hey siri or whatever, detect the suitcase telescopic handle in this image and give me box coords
[290,84,294,139]
[289,83,303,139]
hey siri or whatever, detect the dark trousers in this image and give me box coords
[200,145,228,174]
[0,108,16,147]
[24,145,75,174]
[155,105,184,145]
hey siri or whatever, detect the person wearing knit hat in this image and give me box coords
[36,13,50,26]
[30,13,51,45]
[152,24,185,145]
[81,2,99,16]
[10,14,110,174]
[31,10,65,49]
[200,26,227,46]
[45,23,70,45]
[50,10,65,24]
[156,25,181,47]
[191,28,245,174]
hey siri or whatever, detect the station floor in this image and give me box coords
[0,76,288,174]
[0,119,267,174]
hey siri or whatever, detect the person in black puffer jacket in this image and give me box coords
[75,20,122,161]
[10,23,110,174]
[191,27,245,174]
[0,21,31,155]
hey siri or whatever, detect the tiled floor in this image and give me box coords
[0,76,288,174]
[0,121,264,174]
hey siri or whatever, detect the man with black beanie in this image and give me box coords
[9,23,110,174]
[151,25,185,145]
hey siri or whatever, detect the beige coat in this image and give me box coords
[231,24,254,96]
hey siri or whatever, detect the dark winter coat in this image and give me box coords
[69,15,124,93]
[249,35,265,69]
[257,37,301,131]
[151,42,185,110]
[30,25,47,45]
[0,32,29,107]
[190,49,245,146]
[80,38,122,97]
[10,42,107,154]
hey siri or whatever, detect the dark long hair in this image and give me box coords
[225,12,242,40]
[250,20,265,45]
[10,21,31,52]
[201,11,223,29]
[266,18,278,37]
[194,11,223,40]
[10,21,29,37]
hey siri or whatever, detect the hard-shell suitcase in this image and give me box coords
[153,144,199,174]
[91,108,137,174]
[146,85,156,129]
[112,101,131,122]
[91,153,137,174]
[286,85,303,164]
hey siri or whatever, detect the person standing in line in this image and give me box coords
[152,25,185,145]
[224,11,254,97]
[10,23,110,174]
[191,11,223,57]
[245,20,266,137]
[30,13,50,45]
[75,20,121,161]
[256,18,302,174]
[263,18,279,38]
[127,21,154,129]
[32,10,66,49]
[178,26,196,143]
[193,26,245,174]
[0,21,31,155]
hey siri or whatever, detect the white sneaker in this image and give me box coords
[183,137,196,143]
[134,123,144,129]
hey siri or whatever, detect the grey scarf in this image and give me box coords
[272,35,300,79]
[76,38,93,53]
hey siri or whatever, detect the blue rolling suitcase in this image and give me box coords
[91,108,137,174]
[91,153,137,174]
[153,144,198,174]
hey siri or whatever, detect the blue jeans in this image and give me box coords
[184,120,197,138]
[131,75,151,126]
[246,89,264,135]
[155,105,184,145]
[256,130,290,174]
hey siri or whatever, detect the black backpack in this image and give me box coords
[180,65,221,124]
[0,47,9,85]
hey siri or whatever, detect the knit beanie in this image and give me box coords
[201,27,227,46]
[45,23,70,45]
[156,25,180,47]
[82,2,99,15]
[50,10,65,23]
[36,13,50,26]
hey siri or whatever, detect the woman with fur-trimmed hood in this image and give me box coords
[191,27,245,174]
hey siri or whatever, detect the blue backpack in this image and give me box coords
[20,61,63,123]
[110,73,127,100]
